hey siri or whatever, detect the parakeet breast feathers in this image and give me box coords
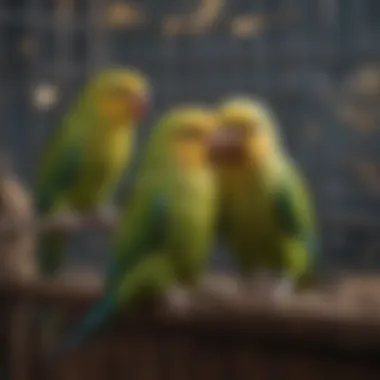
[163,169,216,282]
[85,124,133,168]
[221,166,286,268]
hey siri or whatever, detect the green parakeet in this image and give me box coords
[57,106,218,352]
[35,67,151,277]
[209,97,319,287]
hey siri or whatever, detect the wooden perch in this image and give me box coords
[0,154,117,239]
[3,274,380,334]
[0,157,117,285]
[4,274,380,380]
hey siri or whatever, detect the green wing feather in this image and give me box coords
[35,78,98,214]
[106,182,168,289]
[35,109,89,214]
[274,162,319,284]
[35,144,82,214]
[35,115,88,274]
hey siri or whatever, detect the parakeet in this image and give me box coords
[35,67,151,277]
[58,106,218,352]
[209,97,319,288]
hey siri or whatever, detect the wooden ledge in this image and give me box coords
[2,274,380,352]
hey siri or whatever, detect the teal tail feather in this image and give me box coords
[56,292,117,356]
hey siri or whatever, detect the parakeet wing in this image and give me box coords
[36,143,82,213]
[111,137,139,204]
[106,184,168,289]
[274,164,318,256]
[57,188,169,353]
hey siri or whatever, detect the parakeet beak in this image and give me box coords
[131,93,150,121]
[209,127,248,166]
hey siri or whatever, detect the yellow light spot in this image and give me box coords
[231,14,267,38]
[106,2,146,29]
[32,83,60,111]
[188,0,224,35]
[162,0,224,36]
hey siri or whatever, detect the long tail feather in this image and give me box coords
[56,292,117,356]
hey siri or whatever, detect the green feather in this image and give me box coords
[106,192,168,289]
[36,145,82,214]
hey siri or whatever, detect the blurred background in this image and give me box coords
[1,0,380,275]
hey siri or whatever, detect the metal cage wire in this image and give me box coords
[1,0,380,272]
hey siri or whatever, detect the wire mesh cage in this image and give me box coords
[1,0,380,273]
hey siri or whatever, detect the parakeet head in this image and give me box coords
[210,96,283,169]
[87,67,151,126]
[142,106,217,174]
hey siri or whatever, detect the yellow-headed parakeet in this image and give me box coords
[35,67,151,277]
[57,105,219,352]
[209,96,319,288]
